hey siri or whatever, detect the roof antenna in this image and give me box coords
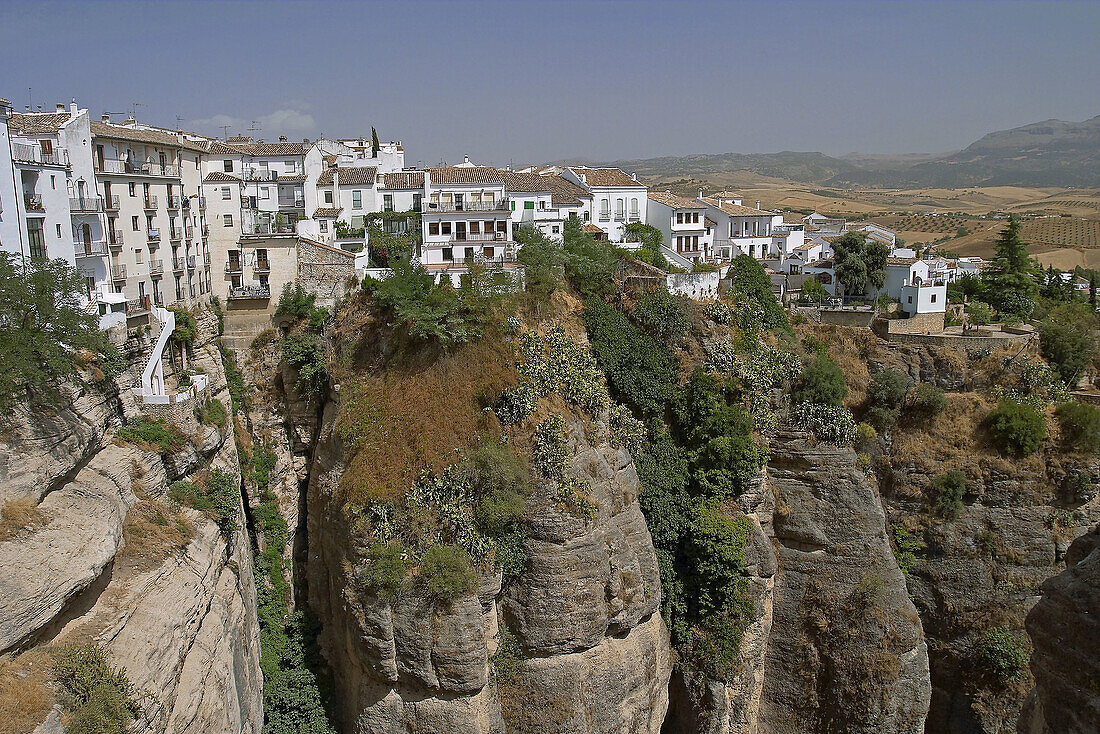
[219,124,231,140]
[247,120,261,138]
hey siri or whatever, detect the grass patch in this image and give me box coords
[119,499,191,573]
[217,339,247,414]
[51,644,140,734]
[115,417,185,454]
[0,649,54,734]
[167,468,239,536]
[0,496,43,542]
[193,396,228,429]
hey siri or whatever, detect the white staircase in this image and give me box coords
[133,307,208,405]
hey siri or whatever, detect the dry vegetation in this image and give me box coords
[118,498,192,574]
[0,649,55,734]
[335,331,519,505]
[0,496,44,542]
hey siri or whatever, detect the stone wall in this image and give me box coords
[666,271,720,300]
[820,308,876,328]
[297,237,357,307]
[874,312,946,335]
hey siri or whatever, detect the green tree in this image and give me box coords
[1055,401,1100,453]
[930,470,966,519]
[514,224,564,305]
[632,287,689,344]
[865,369,913,430]
[0,253,102,410]
[623,222,668,270]
[1090,273,1097,307]
[831,232,889,298]
[562,215,621,299]
[728,254,788,331]
[371,126,380,156]
[982,215,1037,317]
[1038,303,1096,386]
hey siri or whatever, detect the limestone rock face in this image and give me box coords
[1021,526,1100,734]
[0,310,262,734]
[307,404,672,734]
[757,431,930,734]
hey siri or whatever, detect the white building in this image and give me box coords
[899,282,947,315]
[699,193,785,262]
[561,167,646,243]
[884,257,932,300]
[0,97,23,255]
[420,166,519,286]
[646,190,711,263]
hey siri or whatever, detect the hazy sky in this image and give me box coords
[2,0,1098,166]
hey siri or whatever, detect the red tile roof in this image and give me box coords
[428,166,506,185]
[648,191,704,209]
[317,166,378,186]
[9,112,71,134]
[204,172,240,183]
[567,167,640,188]
[383,171,425,189]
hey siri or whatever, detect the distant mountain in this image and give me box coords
[577,115,1100,189]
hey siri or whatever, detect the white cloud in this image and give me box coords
[192,108,317,138]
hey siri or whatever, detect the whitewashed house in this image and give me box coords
[899,282,947,315]
[646,190,711,264]
[884,257,931,300]
[699,193,784,261]
[561,167,646,244]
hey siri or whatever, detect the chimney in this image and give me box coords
[463,155,470,165]
[36,105,42,112]
[756,201,761,209]
[102,113,110,122]
[279,135,287,142]
[698,189,703,199]
[70,99,77,114]
[303,138,309,143]
[631,172,638,181]
[56,103,65,112]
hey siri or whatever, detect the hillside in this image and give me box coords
[582,114,1100,189]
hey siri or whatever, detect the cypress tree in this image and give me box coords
[1089,273,1096,307]
[371,126,380,157]
[983,215,1037,315]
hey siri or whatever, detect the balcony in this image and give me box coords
[227,284,271,300]
[423,200,508,213]
[203,253,210,265]
[197,197,207,210]
[24,194,44,212]
[126,296,151,316]
[453,231,506,243]
[74,240,108,258]
[278,198,305,210]
[242,220,296,236]
[225,261,243,274]
[12,142,69,167]
[254,259,271,273]
[108,230,124,248]
[173,257,185,272]
[187,255,197,269]
[169,229,182,242]
[201,223,209,236]
[95,160,180,177]
[149,259,164,275]
[112,265,127,280]
[69,196,104,212]
[143,196,158,210]
[166,195,181,209]
[147,228,161,243]
[184,225,194,240]
[104,195,121,211]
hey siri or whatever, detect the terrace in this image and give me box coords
[69,196,105,212]
[228,284,271,300]
[12,142,69,167]
[423,200,508,213]
[74,239,108,258]
[96,159,180,177]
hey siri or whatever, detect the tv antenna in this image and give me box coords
[220,124,231,140]
[247,120,262,137]
[129,102,145,117]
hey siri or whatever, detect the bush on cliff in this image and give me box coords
[1055,400,1100,453]
[988,400,1046,456]
[792,352,848,407]
[929,470,966,520]
[51,644,140,734]
[420,544,478,600]
[974,626,1029,683]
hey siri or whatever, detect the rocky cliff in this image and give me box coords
[0,311,261,733]
[305,398,671,734]
[1020,525,1100,733]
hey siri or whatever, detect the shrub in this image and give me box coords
[988,400,1047,456]
[966,301,993,326]
[792,353,848,407]
[217,339,247,413]
[1055,401,1100,453]
[865,369,913,429]
[356,541,410,602]
[369,258,487,348]
[167,468,239,535]
[276,281,317,320]
[632,288,689,344]
[791,402,856,445]
[608,403,646,456]
[193,396,228,428]
[583,299,677,417]
[515,224,564,304]
[97,342,129,379]
[1039,318,1095,386]
[51,644,139,734]
[853,422,878,451]
[420,544,478,600]
[892,524,925,578]
[282,332,329,400]
[167,307,197,346]
[908,382,947,418]
[562,215,622,299]
[531,415,569,481]
[728,254,788,331]
[974,626,1029,683]
[115,417,185,454]
[930,470,966,519]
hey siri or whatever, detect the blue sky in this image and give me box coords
[1,0,1098,166]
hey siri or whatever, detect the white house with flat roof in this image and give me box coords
[884,257,931,300]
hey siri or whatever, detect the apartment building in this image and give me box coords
[646,191,712,263]
[699,193,787,261]
[421,166,519,285]
[90,117,211,320]
[561,167,647,243]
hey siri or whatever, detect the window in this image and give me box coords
[442,247,453,261]
[600,199,609,216]
[261,187,270,199]
[319,220,328,232]
[907,296,913,304]
[412,194,422,211]
[128,182,136,197]
[524,201,534,210]
[27,220,45,259]
[552,225,559,234]
[383,194,393,212]
[131,216,139,231]
[484,247,494,258]
[676,213,683,224]
[285,160,295,172]
[496,220,506,233]
[56,223,62,238]
[352,190,362,209]
[630,198,638,216]
[221,187,231,200]
[931,294,937,303]
[538,201,546,210]
[692,212,699,224]
[50,175,56,189]
[441,221,452,235]
[135,249,143,264]
[470,221,481,234]
[324,190,333,204]
[615,199,624,219]
[429,222,439,235]
[223,159,233,172]
[223,214,233,227]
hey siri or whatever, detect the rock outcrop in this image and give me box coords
[0,310,262,734]
[1020,525,1100,734]
[307,402,672,734]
